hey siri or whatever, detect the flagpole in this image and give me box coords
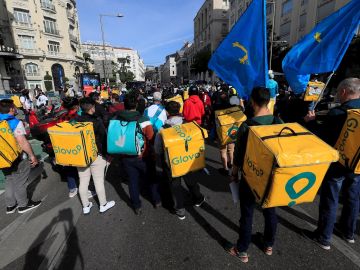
[313,71,335,109]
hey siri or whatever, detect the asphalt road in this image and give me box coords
[0,143,360,270]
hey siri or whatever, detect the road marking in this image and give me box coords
[290,205,360,268]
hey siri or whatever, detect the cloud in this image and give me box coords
[139,35,193,53]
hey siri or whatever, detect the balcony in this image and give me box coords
[0,45,23,59]
[44,29,60,36]
[26,71,41,77]
[13,21,33,30]
[18,48,40,55]
[66,10,76,22]
[41,1,56,13]
[69,33,78,43]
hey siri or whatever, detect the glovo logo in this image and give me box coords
[338,118,358,162]
[54,145,82,155]
[227,126,239,140]
[171,146,205,165]
[0,127,13,135]
[87,130,97,156]
[245,155,264,177]
[173,125,192,143]
[285,172,316,207]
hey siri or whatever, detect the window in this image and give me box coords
[266,3,273,15]
[13,9,31,25]
[282,0,293,16]
[25,63,39,76]
[48,40,60,54]
[299,13,306,30]
[280,21,291,37]
[222,23,228,34]
[19,35,35,49]
[301,0,309,6]
[44,17,58,35]
[41,0,55,11]
[317,0,335,22]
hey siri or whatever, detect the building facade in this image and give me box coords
[175,42,192,84]
[4,0,84,91]
[194,0,230,54]
[0,0,24,93]
[160,54,177,84]
[229,0,354,46]
[81,42,145,82]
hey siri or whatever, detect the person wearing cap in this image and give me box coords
[144,91,167,133]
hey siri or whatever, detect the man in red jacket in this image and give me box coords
[183,85,205,125]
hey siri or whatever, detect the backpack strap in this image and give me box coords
[153,105,164,121]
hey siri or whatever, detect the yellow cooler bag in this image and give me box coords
[335,109,360,174]
[267,98,276,114]
[48,122,98,167]
[160,122,208,177]
[166,95,184,113]
[183,90,189,100]
[100,90,109,100]
[0,121,21,169]
[11,96,22,108]
[215,107,247,146]
[304,81,325,102]
[243,123,338,208]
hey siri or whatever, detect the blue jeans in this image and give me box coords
[316,163,360,245]
[63,166,78,191]
[122,157,161,209]
[237,179,278,252]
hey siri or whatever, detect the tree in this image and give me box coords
[119,71,135,83]
[83,52,94,73]
[117,56,131,73]
[44,72,53,91]
[191,49,212,75]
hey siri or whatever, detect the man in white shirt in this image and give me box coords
[144,92,167,133]
[36,91,49,109]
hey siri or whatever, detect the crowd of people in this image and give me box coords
[0,76,359,264]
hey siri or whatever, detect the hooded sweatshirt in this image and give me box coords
[183,95,205,125]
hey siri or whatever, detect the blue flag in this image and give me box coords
[208,0,268,98]
[282,0,360,94]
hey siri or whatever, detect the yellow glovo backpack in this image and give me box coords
[48,122,98,167]
[100,90,109,100]
[0,121,21,169]
[11,96,22,108]
[166,95,184,114]
[243,123,338,208]
[304,81,325,102]
[160,122,208,178]
[215,106,247,145]
[335,109,360,174]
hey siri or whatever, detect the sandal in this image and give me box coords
[264,246,273,256]
[224,244,249,263]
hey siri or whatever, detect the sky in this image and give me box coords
[77,0,204,66]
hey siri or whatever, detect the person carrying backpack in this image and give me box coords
[227,87,283,263]
[154,101,205,220]
[75,97,115,215]
[144,91,167,133]
[112,94,161,215]
[0,99,41,214]
[302,78,360,250]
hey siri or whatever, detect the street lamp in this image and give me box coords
[99,13,124,85]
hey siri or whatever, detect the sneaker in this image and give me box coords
[264,246,273,256]
[218,168,229,176]
[88,190,97,199]
[176,213,186,220]
[195,196,205,207]
[69,188,78,198]
[134,208,143,216]
[345,237,355,244]
[301,229,331,250]
[6,204,17,214]
[18,200,42,214]
[100,201,115,213]
[83,202,93,215]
